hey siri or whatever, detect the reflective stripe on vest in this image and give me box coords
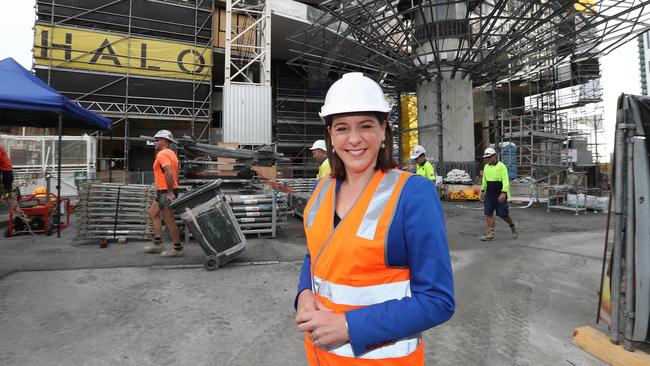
[356,170,401,240]
[326,336,419,359]
[313,275,411,307]
[305,176,331,228]
[304,169,422,363]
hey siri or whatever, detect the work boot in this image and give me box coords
[161,246,184,257]
[510,222,519,239]
[481,229,495,241]
[144,243,163,254]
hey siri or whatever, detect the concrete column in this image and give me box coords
[416,74,475,163]
[413,0,474,164]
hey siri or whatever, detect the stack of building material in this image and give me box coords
[140,135,288,182]
[277,178,317,192]
[275,178,316,217]
[223,192,288,237]
[75,183,155,241]
[444,169,472,184]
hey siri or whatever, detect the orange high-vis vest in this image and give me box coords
[303,169,424,366]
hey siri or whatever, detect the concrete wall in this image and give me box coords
[416,76,475,162]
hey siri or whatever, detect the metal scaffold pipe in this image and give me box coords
[624,128,636,351]
[610,99,626,344]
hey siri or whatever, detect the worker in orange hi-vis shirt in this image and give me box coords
[143,130,183,257]
[0,144,13,199]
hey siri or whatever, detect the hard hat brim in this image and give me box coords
[155,136,177,144]
[318,104,392,118]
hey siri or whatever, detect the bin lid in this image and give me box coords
[169,179,223,211]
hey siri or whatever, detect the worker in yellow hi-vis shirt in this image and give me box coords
[310,140,331,179]
[409,145,435,183]
[480,147,518,241]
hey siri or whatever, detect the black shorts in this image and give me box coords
[484,194,509,219]
[156,189,179,209]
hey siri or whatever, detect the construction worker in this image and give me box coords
[410,144,435,183]
[144,130,183,257]
[310,139,331,179]
[480,147,518,241]
[0,144,13,199]
[295,72,454,365]
[565,167,579,188]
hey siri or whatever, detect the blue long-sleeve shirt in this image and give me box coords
[296,175,455,356]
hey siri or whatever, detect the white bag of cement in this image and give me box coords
[445,169,472,183]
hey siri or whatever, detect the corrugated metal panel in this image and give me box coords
[223,84,272,144]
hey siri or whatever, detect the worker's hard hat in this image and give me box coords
[319,72,391,118]
[409,145,426,160]
[154,130,177,144]
[309,140,327,151]
[483,147,497,157]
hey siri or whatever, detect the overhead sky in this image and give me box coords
[0,1,643,162]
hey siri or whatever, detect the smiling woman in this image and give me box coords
[294,72,455,366]
[325,112,393,180]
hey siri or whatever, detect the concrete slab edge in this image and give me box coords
[571,326,650,366]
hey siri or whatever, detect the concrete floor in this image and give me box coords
[0,201,608,365]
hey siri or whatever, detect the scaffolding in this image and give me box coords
[286,0,650,179]
[273,64,330,177]
[640,33,649,96]
[34,0,213,173]
[499,107,568,181]
[503,53,606,181]
[30,1,650,179]
[288,1,650,88]
[221,0,272,145]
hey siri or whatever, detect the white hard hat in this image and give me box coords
[309,140,327,151]
[319,72,391,118]
[483,147,497,157]
[409,145,426,160]
[154,129,177,144]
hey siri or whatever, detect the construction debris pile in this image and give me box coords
[75,183,155,241]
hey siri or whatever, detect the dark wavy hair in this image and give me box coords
[322,112,396,181]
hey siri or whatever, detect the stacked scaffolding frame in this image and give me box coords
[34,0,213,174]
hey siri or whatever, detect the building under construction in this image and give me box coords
[30,0,650,181]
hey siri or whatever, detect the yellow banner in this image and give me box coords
[400,95,418,164]
[34,24,211,81]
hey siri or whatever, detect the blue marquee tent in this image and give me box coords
[0,57,112,237]
[0,57,112,130]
